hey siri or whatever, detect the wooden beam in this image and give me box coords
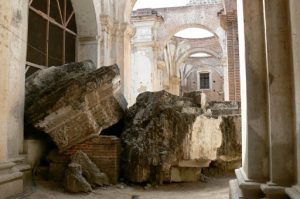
[45,0,50,67]
[29,6,77,36]
[56,0,64,24]
[25,65,31,73]
[66,11,74,27]
[26,61,47,69]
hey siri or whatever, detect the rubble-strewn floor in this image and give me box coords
[24,175,233,199]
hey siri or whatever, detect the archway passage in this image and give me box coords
[26,0,77,77]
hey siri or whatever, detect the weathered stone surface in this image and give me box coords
[183,91,207,108]
[64,163,92,193]
[47,136,120,184]
[121,91,223,184]
[203,115,242,176]
[207,101,241,117]
[71,151,109,186]
[25,61,127,152]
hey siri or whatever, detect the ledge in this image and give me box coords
[0,171,23,185]
[261,184,286,194]
[286,186,300,199]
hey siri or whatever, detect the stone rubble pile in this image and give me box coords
[24,61,241,192]
[25,61,126,192]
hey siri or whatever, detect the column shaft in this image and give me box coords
[240,0,269,181]
[264,0,296,186]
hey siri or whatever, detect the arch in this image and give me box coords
[124,0,138,23]
[71,0,99,36]
[176,47,222,73]
[155,3,226,50]
[160,23,220,49]
[71,0,101,67]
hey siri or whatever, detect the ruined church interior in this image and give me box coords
[0,0,300,198]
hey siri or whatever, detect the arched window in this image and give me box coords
[26,0,77,77]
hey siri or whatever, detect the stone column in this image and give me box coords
[230,0,269,198]
[123,25,134,102]
[261,0,296,198]
[5,0,28,160]
[286,0,300,198]
[169,76,181,96]
[0,0,27,197]
[100,15,114,66]
[114,23,134,102]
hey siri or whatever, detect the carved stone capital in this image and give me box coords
[100,15,114,34]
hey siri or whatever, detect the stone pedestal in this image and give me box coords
[261,184,289,199]
[229,168,263,199]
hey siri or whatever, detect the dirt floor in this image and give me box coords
[22,175,233,199]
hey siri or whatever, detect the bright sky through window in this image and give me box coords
[190,53,212,58]
[133,0,190,10]
[175,28,214,39]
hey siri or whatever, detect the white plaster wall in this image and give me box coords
[130,49,153,106]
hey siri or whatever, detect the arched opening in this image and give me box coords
[158,25,223,96]
[25,0,100,78]
[26,0,77,77]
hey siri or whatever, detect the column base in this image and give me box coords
[0,162,23,199]
[10,155,32,192]
[229,168,264,199]
[285,185,300,199]
[261,183,289,199]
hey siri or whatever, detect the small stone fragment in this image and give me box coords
[64,163,92,193]
[71,151,109,186]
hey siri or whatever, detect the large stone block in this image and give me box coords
[25,61,127,152]
[121,91,223,184]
